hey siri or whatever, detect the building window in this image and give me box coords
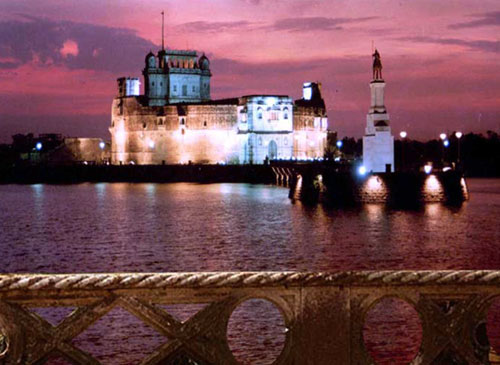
[257,107,263,119]
[284,137,288,146]
[180,118,185,125]
[270,112,278,121]
[192,86,196,92]
[203,121,207,127]
[152,82,155,86]
[283,107,289,120]
[160,82,163,86]
[173,85,177,92]
[258,137,263,146]
[143,122,147,129]
[182,85,187,96]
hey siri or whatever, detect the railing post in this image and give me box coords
[295,286,351,364]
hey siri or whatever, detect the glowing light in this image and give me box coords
[443,139,450,147]
[129,161,135,165]
[424,175,444,202]
[461,177,469,200]
[265,97,276,106]
[367,176,382,190]
[99,142,106,149]
[424,165,432,174]
[334,157,340,162]
[309,141,315,147]
[439,133,447,140]
[358,166,367,176]
[83,161,88,165]
[336,140,343,148]
[442,167,452,172]
[455,131,463,139]
[35,142,42,151]
[400,131,407,138]
[148,140,155,149]
[303,83,312,100]
[115,129,126,145]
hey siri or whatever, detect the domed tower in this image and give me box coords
[143,50,168,106]
[198,53,211,101]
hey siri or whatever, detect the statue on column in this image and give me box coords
[372,49,383,80]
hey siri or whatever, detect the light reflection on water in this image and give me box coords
[1,179,499,364]
[1,180,498,272]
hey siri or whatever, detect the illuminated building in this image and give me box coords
[362,50,395,173]
[109,48,327,165]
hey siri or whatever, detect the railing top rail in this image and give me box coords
[1,270,500,291]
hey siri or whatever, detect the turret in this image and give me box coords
[143,51,168,106]
[198,53,211,100]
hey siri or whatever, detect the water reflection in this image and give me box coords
[0,180,498,273]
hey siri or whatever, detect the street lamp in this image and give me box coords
[455,131,463,165]
[336,140,343,148]
[400,131,407,171]
[35,142,42,151]
[439,133,447,166]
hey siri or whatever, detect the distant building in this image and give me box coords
[110,48,328,165]
[9,133,110,165]
[362,50,395,173]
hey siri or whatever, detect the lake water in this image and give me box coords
[1,178,499,364]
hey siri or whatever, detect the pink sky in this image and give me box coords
[0,0,498,142]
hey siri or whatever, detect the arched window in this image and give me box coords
[180,118,185,125]
[257,107,263,120]
[203,121,207,127]
[283,107,289,120]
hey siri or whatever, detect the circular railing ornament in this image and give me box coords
[0,332,9,358]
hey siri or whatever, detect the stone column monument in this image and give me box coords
[362,50,395,173]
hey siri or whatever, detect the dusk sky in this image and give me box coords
[0,0,498,143]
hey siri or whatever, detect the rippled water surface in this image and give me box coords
[1,179,499,272]
[1,179,499,364]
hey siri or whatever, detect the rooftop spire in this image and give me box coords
[161,10,165,50]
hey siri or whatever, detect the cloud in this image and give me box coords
[398,36,500,53]
[176,20,255,33]
[448,11,500,29]
[269,16,379,32]
[175,16,378,35]
[60,39,79,58]
[0,15,155,73]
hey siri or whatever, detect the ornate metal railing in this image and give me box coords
[1,271,500,364]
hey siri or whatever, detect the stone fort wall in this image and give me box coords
[110,97,327,165]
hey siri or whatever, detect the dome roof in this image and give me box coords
[145,51,155,62]
[199,54,210,70]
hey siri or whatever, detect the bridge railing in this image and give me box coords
[0,271,499,364]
